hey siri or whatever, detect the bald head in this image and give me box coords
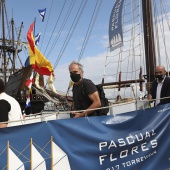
[155,65,166,75]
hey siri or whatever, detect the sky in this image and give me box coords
[5,0,114,94]
[4,0,170,99]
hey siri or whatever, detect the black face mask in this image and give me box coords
[70,73,81,82]
[155,74,165,81]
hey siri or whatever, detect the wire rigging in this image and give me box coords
[78,0,103,62]
[43,0,66,56]
[46,0,75,59]
[53,0,88,70]
[40,0,54,52]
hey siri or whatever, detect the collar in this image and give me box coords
[74,78,83,85]
[0,92,6,98]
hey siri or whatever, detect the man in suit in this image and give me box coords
[148,65,170,106]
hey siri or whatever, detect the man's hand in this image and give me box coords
[0,124,7,128]
[146,82,152,91]
[147,94,152,100]
[72,112,86,118]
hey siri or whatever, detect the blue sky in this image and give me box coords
[5,0,170,99]
[6,0,113,63]
[5,0,115,93]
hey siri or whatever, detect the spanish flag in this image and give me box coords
[27,22,54,76]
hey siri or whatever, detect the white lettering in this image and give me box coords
[118,138,126,146]
[126,136,135,144]
[141,142,149,151]
[126,161,131,166]
[120,150,128,158]
[131,146,139,154]
[110,153,117,162]
[145,131,150,139]
[115,165,119,169]
[136,158,140,163]
[99,155,107,165]
[108,140,117,149]
[122,162,125,167]
[152,129,156,136]
[150,139,157,148]
[99,142,107,151]
[135,133,143,141]
[131,160,136,165]
[140,157,144,161]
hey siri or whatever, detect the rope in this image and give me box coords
[78,0,103,61]
[153,0,161,65]
[31,86,60,105]
[53,0,88,69]
[160,0,170,70]
[40,0,54,52]
[1,96,169,125]
[44,0,68,57]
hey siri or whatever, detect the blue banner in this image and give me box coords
[0,104,170,169]
[109,0,124,51]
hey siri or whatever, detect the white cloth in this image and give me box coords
[155,76,166,106]
[0,92,24,127]
[155,83,162,106]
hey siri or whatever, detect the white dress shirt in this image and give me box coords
[155,77,166,106]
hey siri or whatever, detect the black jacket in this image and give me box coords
[151,77,170,105]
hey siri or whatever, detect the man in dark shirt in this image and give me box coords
[69,61,101,118]
[0,99,11,128]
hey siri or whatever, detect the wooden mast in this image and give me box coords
[11,17,15,71]
[142,0,156,86]
[0,0,23,83]
[12,21,24,72]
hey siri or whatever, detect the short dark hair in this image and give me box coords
[0,79,5,93]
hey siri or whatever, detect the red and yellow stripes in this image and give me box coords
[27,22,54,76]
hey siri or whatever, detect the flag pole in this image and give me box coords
[7,141,9,170]
[33,17,36,37]
[51,136,54,170]
[30,138,32,170]
[28,20,36,114]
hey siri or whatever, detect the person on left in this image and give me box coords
[0,79,24,127]
[0,99,11,128]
